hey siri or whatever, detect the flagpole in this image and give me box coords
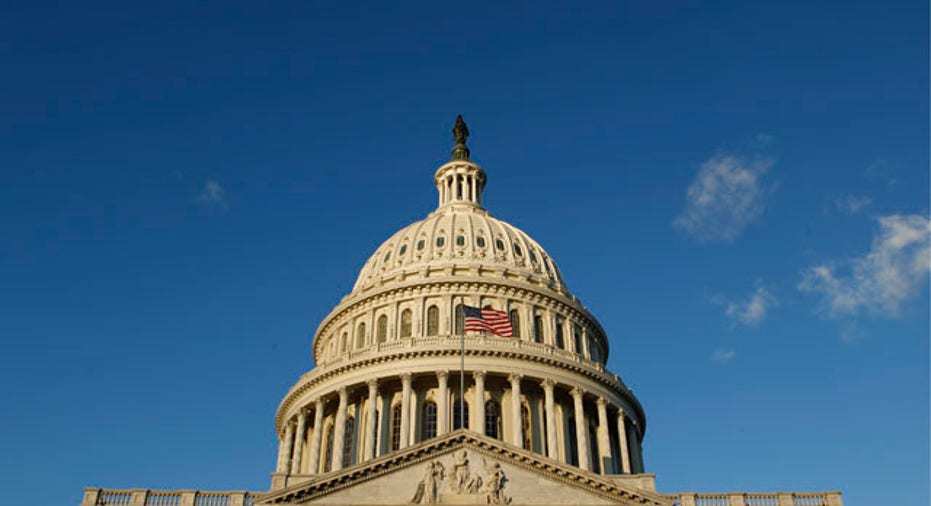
[459,297,465,431]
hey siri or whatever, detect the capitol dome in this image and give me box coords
[270,116,646,496]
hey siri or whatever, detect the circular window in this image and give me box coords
[513,243,523,256]
[399,244,407,255]
[476,236,486,248]
[496,239,505,250]
[417,239,425,251]
[456,235,465,247]
[436,236,446,247]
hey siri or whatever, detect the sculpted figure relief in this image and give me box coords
[410,460,446,504]
[410,451,508,504]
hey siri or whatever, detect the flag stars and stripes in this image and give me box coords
[463,305,513,338]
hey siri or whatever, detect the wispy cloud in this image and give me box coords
[832,195,872,215]
[725,284,777,326]
[674,154,773,241]
[197,180,228,211]
[711,348,736,363]
[798,214,930,318]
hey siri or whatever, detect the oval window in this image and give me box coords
[513,244,523,256]
[436,236,446,247]
[456,235,465,247]
[529,250,537,263]
[496,239,505,250]
[476,236,486,248]
[399,244,407,255]
[384,252,391,262]
[417,239,425,251]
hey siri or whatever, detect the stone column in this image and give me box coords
[437,371,449,435]
[280,420,295,474]
[472,371,486,433]
[331,387,349,471]
[595,397,613,474]
[570,387,591,471]
[400,373,412,448]
[275,438,287,473]
[364,379,378,461]
[290,410,308,474]
[308,399,325,473]
[541,379,559,460]
[509,373,523,447]
[616,408,631,474]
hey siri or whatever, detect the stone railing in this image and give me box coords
[663,491,843,506]
[81,488,258,506]
[311,333,623,387]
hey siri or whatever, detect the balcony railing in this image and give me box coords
[663,492,843,506]
[81,489,258,506]
[306,334,624,388]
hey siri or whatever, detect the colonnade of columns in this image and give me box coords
[274,371,644,478]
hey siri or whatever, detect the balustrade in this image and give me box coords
[82,489,255,506]
[664,492,841,506]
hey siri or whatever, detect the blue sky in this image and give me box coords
[0,1,927,505]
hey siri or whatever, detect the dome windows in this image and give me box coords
[456,235,466,247]
[436,236,446,248]
[383,252,391,263]
[495,238,505,251]
[476,236,486,248]
[513,243,523,257]
[417,239,425,251]
[529,250,538,264]
[399,244,407,256]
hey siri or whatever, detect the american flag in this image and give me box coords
[463,305,513,337]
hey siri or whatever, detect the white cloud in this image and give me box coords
[799,214,930,318]
[674,154,773,241]
[725,284,777,326]
[197,180,228,211]
[711,348,736,363]
[833,195,872,215]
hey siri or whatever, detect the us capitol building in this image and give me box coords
[81,118,843,506]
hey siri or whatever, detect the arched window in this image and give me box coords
[426,305,439,336]
[323,422,335,472]
[376,314,388,342]
[422,401,438,440]
[400,309,412,338]
[521,404,532,450]
[485,400,501,439]
[342,416,356,467]
[554,316,565,349]
[533,313,543,343]
[356,323,366,349]
[453,399,469,430]
[572,324,583,355]
[509,309,521,339]
[454,304,464,334]
[390,404,403,451]
[341,332,349,353]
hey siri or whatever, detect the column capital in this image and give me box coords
[366,378,378,389]
[400,372,413,383]
[437,370,449,381]
[617,407,627,419]
[472,370,486,381]
[337,386,350,400]
[596,396,607,407]
[570,386,585,399]
[508,373,523,384]
[540,378,556,389]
